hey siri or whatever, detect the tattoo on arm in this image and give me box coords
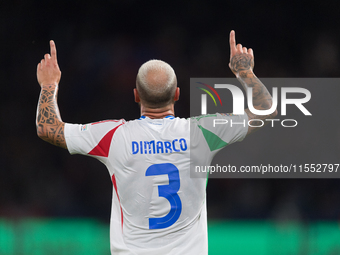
[230,54,278,134]
[36,84,67,149]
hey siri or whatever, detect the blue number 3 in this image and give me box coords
[145,163,182,229]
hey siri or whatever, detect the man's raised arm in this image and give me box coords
[229,30,278,135]
[36,40,67,149]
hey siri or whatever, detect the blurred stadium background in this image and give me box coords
[0,1,340,254]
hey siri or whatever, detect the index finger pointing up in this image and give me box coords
[229,30,236,55]
[50,40,57,61]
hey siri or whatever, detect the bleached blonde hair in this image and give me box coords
[136,59,177,108]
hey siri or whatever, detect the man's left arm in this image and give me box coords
[229,30,278,135]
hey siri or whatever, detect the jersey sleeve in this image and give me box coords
[64,119,125,158]
[192,112,248,152]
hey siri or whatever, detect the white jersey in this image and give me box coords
[65,113,248,255]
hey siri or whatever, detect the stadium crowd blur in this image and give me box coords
[1,1,340,222]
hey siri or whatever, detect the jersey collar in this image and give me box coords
[139,115,175,120]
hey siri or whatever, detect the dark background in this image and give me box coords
[0,0,339,222]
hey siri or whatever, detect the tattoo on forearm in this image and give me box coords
[238,71,272,108]
[36,85,66,149]
[230,55,277,131]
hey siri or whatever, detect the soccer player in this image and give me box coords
[36,30,277,254]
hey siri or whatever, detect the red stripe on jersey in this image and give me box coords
[88,123,123,157]
[112,174,123,229]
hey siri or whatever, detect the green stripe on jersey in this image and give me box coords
[198,125,228,151]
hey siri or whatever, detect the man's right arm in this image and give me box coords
[36,84,66,149]
[229,30,278,135]
[36,40,67,149]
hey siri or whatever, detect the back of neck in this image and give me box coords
[140,104,175,119]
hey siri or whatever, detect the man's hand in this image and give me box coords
[37,40,61,86]
[229,30,254,77]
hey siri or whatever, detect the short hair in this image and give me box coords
[136,59,177,108]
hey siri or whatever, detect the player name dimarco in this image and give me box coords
[132,139,188,154]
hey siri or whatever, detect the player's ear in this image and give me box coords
[174,87,180,101]
[134,88,140,103]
